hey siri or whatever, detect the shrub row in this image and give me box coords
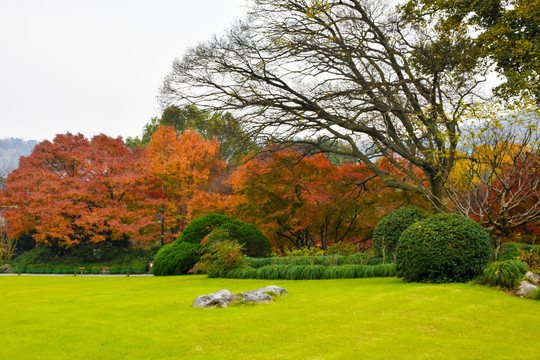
[244,253,373,268]
[10,259,149,274]
[223,263,396,280]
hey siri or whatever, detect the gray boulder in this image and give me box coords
[238,292,273,303]
[236,285,287,304]
[524,271,540,285]
[193,289,237,308]
[250,285,288,295]
[517,280,539,298]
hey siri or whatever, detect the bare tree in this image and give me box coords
[0,159,16,190]
[445,102,540,245]
[160,0,488,209]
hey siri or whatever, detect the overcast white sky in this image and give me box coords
[0,0,248,141]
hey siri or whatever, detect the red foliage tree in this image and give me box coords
[0,133,160,248]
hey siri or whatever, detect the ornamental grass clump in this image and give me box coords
[396,213,491,283]
[482,260,529,288]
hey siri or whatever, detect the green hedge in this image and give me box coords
[11,261,150,274]
[396,213,491,283]
[244,254,372,268]
[224,263,396,280]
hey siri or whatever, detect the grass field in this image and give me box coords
[1,275,538,359]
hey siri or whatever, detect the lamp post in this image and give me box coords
[156,204,165,247]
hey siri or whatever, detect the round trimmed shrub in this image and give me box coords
[483,260,529,288]
[372,206,428,262]
[396,213,491,283]
[178,213,231,244]
[179,213,272,257]
[216,221,271,257]
[152,241,201,276]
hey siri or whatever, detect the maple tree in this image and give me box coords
[223,149,427,251]
[146,126,226,233]
[0,133,160,248]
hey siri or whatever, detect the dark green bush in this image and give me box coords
[15,246,53,265]
[372,206,428,262]
[152,242,201,276]
[179,213,271,257]
[483,260,529,288]
[179,213,231,244]
[396,213,491,283]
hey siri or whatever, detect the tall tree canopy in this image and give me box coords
[400,0,540,101]
[160,0,486,209]
[0,134,159,248]
[127,105,257,164]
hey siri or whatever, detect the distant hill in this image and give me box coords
[0,138,38,174]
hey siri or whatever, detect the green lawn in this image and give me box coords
[0,275,538,359]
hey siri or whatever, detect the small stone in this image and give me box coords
[517,280,539,298]
[524,271,540,285]
[193,289,237,308]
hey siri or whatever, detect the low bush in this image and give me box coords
[396,213,491,283]
[288,247,324,257]
[325,242,357,256]
[372,206,428,263]
[517,249,540,271]
[14,246,53,265]
[152,242,201,276]
[179,213,272,257]
[244,254,370,268]
[495,242,540,261]
[192,240,246,278]
[482,260,529,289]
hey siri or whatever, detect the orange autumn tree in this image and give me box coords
[225,150,381,250]
[147,126,226,233]
[0,133,159,248]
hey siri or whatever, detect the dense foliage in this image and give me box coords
[179,213,271,257]
[192,240,246,278]
[372,207,428,263]
[495,242,540,261]
[396,213,491,282]
[0,134,159,248]
[152,242,201,276]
